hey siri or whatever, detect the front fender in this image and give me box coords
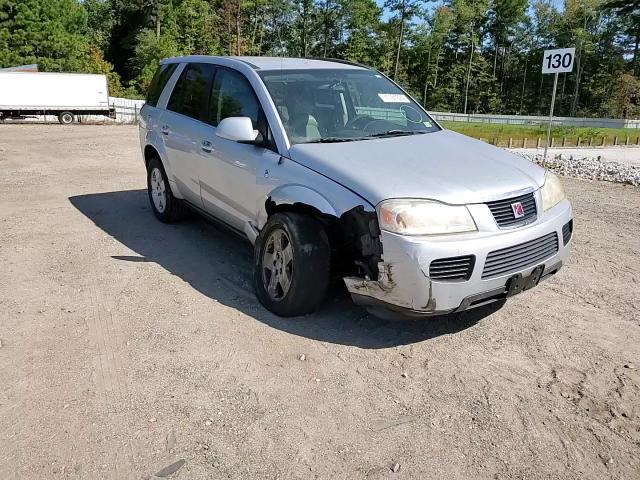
[256,184,339,230]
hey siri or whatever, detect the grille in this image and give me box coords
[482,232,559,279]
[562,220,573,245]
[429,255,475,281]
[486,192,537,227]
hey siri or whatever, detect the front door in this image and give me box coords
[199,67,279,232]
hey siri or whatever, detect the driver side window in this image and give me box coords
[208,68,260,127]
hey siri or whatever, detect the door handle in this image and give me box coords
[201,140,214,153]
[161,125,170,135]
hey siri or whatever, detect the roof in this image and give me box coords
[161,55,369,71]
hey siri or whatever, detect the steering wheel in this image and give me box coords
[345,115,376,131]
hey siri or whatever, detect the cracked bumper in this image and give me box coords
[344,198,573,316]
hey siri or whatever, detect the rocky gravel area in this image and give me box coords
[1,125,640,480]
[516,151,640,186]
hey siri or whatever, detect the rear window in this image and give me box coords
[145,63,178,107]
[167,63,216,122]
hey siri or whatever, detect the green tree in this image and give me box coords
[384,0,424,79]
[603,0,640,74]
[0,0,89,71]
[175,0,219,55]
[409,5,453,106]
[342,0,382,64]
[0,0,636,112]
[487,0,528,81]
[131,27,180,92]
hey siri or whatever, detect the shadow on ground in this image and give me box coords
[69,189,503,348]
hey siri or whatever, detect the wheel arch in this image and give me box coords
[142,138,184,199]
[257,185,340,230]
[256,184,383,281]
[143,144,161,169]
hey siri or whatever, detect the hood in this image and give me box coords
[288,129,546,206]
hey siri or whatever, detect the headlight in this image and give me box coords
[540,171,566,211]
[377,199,477,235]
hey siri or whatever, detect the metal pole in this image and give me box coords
[543,72,558,166]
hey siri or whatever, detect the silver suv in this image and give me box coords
[139,56,573,319]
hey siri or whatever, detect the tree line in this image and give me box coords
[0,0,638,117]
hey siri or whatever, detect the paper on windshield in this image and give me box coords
[378,93,410,103]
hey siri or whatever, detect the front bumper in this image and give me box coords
[344,198,573,317]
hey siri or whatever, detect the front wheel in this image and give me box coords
[254,213,330,317]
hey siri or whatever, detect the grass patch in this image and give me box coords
[440,121,640,148]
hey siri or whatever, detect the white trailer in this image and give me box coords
[0,72,116,124]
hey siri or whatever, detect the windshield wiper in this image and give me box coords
[305,136,366,143]
[304,130,428,143]
[367,130,428,138]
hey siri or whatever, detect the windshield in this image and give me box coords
[258,69,439,145]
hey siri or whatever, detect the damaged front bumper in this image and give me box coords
[344,198,573,318]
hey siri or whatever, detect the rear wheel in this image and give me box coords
[146,156,187,222]
[254,213,330,317]
[58,111,74,125]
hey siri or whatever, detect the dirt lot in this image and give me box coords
[0,125,639,480]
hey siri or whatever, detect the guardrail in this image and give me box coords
[429,111,640,129]
[104,106,640,129]
[476,136,640,148]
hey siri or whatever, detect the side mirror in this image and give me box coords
[215,117,259,143]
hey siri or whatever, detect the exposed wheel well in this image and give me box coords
[265,198,334,224]
[264,199,382,280]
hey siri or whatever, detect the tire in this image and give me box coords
[254,213,330,317]
[146,156,188,222]
[58,111,74,125]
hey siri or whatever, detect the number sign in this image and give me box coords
[542,47,575,74]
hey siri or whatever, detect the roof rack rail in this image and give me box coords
[300,57,374,70]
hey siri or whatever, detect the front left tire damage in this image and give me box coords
[254,212,330,317]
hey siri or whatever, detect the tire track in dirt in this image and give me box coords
[60,221,142,479]
[0,400,26,479]
[82,256,141,479]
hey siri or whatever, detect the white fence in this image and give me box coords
[77,96,145,124]
[429,111,640,129]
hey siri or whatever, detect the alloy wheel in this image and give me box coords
[150,167,166,213]
[262,228,294,301]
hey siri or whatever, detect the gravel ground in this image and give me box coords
[512,151,640,186]
[514,147,640,168]
[1,125,639,480]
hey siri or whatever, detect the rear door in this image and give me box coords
[140,63,177,134]
[160,63,216,207]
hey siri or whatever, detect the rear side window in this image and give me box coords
[167,63,216,122]
[208,68,260,127]
[145,63,178,107]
